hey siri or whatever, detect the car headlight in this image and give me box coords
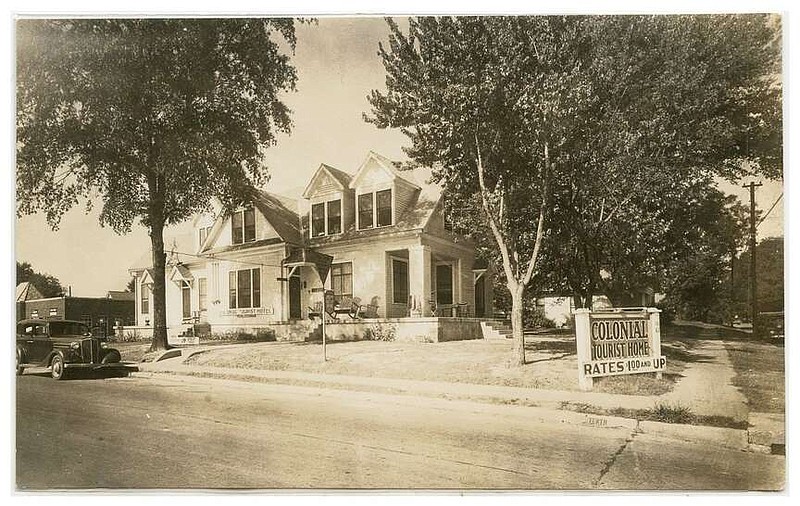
[70,341,80,350]
[101,342,109,348]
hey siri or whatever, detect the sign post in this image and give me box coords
[575,307,665,391]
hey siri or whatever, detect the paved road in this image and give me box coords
[15,372,784,490]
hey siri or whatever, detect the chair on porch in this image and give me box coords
[333,296,363,320]
[308,300,337,322]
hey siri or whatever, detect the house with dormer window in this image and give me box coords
[128,151,495,342]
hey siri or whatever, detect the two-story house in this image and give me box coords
[128,151,495,342]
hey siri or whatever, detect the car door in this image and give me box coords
[17,323,36,363]
[30,323,53,364]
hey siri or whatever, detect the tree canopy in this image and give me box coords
[368,15,781,365]
[17,18,301,349]
[16,261,66,298]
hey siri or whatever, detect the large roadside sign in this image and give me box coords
[574,308,665,391]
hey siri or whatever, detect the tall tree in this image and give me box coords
[16,261,66,298]
[17,19,300,350]
[368,15,781,366]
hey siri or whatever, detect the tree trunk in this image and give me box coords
[149,214,170,351]
[509,283,526,366]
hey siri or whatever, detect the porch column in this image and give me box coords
[408,244,432,317]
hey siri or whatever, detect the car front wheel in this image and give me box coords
[101,349,121,364]
[50,355,67,380]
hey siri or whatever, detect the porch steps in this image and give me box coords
[481,320,513,340]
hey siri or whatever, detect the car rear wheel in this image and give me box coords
[16,349,24,376]
[50,355,67,380]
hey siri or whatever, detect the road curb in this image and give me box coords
[130,366,759,450]
[638,420,748,451]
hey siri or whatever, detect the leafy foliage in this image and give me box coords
[732,236,784,315]
[17,19,300,349]
[16,261,66,298]
[368,15,781,364]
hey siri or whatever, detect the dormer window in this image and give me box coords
[358,193,374,230]
[376,189,392,227]
[358,189,393,230]
[327,200,342,234]
[199,225,212,248]
[232,208,256,244]
[311,203,325,237]
[310,199,342,237]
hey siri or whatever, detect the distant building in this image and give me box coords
[15,285,136,338]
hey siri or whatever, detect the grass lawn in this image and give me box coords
[181,325,702,394]
[725,340,785,413]
[112,341,152,363]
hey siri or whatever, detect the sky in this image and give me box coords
[10,14,787,297]
[13,18,411,296]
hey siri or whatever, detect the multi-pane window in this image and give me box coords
[376,189,392,227]
[232,208,256,244]
[310,199,342,237]
[327,200,342,235]
[358,189,393,230]
[392,259,409,304]
[49,308,58,317]
[229,268,261,309]
[330,262,353,299]
[358,193,374,230]
[311,203,326,237]
[199,225,212,248]
[198,278,208,311]
[141,285,150,314]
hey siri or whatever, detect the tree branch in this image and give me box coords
[475,133,517,285]
[522,141,551,287]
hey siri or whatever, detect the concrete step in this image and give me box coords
[480,320,513,340]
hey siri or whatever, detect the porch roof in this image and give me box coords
[282,247,333,283]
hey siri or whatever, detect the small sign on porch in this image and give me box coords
[574,307,665,391]
[221,307,274,317]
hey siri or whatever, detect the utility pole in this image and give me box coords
[743,181,762,337]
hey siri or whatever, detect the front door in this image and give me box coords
[475,275,486,318]
[289,275,302,319]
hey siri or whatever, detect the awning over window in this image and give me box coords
[168,264,194,286]
[282,248,333,283]
[140,268,156,287]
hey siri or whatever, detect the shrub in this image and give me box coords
[365,322,397,342]
[525,306,557,329]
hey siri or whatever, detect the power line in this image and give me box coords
[167,248,287,270]
[757,192,783,229]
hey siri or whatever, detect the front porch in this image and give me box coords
[155,316,507,344]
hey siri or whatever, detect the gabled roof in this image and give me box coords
[106,290,135,301]
[15,282,44,302]
[168,264,194,284]
[251,190,303,245]
[129,233,195,271]
[349,151,421,191]
[302,163,353,198]
[308,163,444,244]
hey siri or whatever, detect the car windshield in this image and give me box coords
[49,321,90,337]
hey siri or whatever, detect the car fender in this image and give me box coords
[45,349,68,367]
[16,345,28,364]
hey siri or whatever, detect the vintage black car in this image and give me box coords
[16,319,123,380]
